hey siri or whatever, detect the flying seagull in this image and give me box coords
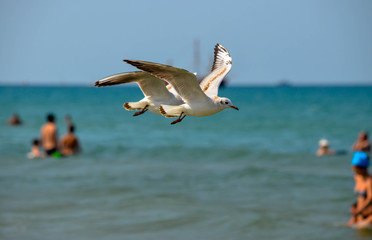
[95,71,183,116]
[124,43,238,125]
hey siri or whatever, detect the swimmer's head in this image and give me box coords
[32,139,40,146]
[68,125,75,133]
[47,113,55,122]
[358,131,369,141]
[319,139,330,148]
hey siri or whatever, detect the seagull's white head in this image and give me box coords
[217,97,239,111]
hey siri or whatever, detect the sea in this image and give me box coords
[0,86,372,240]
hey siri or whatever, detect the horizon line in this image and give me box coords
[1,83,372,88]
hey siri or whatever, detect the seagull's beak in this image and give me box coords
[231,105,239,111]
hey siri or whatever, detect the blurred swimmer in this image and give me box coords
[348,152,372,229]
[59,125,81,156]
[27,139,46,159]
[316,139,335,156]
[40,113,58,156]
[8,113,22,126]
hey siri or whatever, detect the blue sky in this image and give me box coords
[0,0,371,86]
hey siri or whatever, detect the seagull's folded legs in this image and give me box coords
[133,105,149,116]
[171,112,186,125]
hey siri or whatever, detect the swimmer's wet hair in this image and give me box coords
[32,138,40,145]
[47,113,55,122]
[69,125,75,133]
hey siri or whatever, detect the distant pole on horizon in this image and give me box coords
[194,39,200,75]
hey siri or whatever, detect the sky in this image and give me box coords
[0,0,371,86]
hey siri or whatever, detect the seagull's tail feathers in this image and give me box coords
[159,105,183,118]
[123,101,147,111]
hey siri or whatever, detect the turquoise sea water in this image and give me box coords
[0,86,372,240]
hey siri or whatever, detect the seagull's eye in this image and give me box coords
[225,101,228,104]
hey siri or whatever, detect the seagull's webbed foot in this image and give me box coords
[133,105,149,117]
[171,113,186,125]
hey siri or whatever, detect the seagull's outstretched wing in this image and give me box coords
[199,44,232,97]
[95,71,175,101]
[124,60,208,103]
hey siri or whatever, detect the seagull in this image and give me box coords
[124,43,238,125]
[95,71,184,116]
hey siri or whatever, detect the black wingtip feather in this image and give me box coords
[211,43,231,71]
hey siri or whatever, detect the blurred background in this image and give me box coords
[0,0,372,86]
[1,1,372,240]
